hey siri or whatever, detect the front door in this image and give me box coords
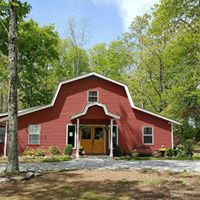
[80,126,92,154]
[80,126,105,154]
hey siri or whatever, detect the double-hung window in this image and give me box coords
[28,125,40,144]
[88,91,98,103]
[143,126,153,145]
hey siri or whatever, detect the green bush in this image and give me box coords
[138,152,152,157]
[184,139,194,157]
[167,147,177,157]
[167,148,173,157]
[48,146,61,155]
[35,147,45,156]
[176,139,194,158]
[113,145,122,157]
[23,147,46,157]
[176,144,187,158]
[64,144,73,156]
[23,147,35,156]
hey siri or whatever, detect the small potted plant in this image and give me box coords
[79,146,85,156]
[159,145,167,157]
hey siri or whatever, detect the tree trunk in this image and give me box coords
[159,60,165,112]
[6,0,19,174]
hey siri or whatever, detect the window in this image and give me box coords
[0,127,5,144]
[143,127,153,145]
[94,127,104,140]
[109,125,118,148]
[28,125,40,144]
[81,127,91,139]
[67,125,76,148]
[88,91,98,103]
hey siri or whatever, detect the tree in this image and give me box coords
[52,39,89,83]
[0,0,30,112]
[89,40,133,81]
[6,0,19,174]
[125,0,200,140]
[151,0,200,140]
[67,18,90,76]
[18,20,60,108]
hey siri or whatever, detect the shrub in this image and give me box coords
[48,146,61,155]
[35,147,45,157]
[113,145,122,157]
[64,144,73,156]
[166,148,173,157]
[184,139,194,157]
[167,147,177,157]
[138,152,152,157]
[176,144,187,158]
[23,147,35,157]
[176,139,195,158]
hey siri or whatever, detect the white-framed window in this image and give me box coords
[0,127,5,144]
[66,124,76,148]
[88,90,99,103]
[28,125,41,144]
[109,125,118,148]
[142,126,153,145]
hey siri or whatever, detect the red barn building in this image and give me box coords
[0,73,180,157]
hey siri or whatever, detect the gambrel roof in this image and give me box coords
[0,72,180,124]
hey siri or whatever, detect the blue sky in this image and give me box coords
[23,0,159,47]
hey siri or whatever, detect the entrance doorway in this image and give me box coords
[80,126,105,154]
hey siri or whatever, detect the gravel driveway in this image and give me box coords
[1,157,200,173]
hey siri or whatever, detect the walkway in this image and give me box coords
[1,157,200,172]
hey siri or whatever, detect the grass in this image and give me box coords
[41,155,70,162]
[1,169,200,200]
[115,154,200,161]
[1,154,200,164]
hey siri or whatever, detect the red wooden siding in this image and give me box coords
[0,144,4,155]
[17,75,172,154]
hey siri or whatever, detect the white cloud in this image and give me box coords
[91,0,159,31]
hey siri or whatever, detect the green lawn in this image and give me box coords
[116,153,200,161]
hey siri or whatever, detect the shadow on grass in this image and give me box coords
[1,171,200,200]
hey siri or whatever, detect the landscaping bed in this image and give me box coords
[0,155,71,164]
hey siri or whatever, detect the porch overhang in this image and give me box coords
[70,102,120,120]
[0,117,7,125]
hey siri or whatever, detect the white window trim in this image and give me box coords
[108,125,119,149]
[87,90,99,103]
[28,124,41,145]
[142,126,154,145]
[66,124,76,149]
